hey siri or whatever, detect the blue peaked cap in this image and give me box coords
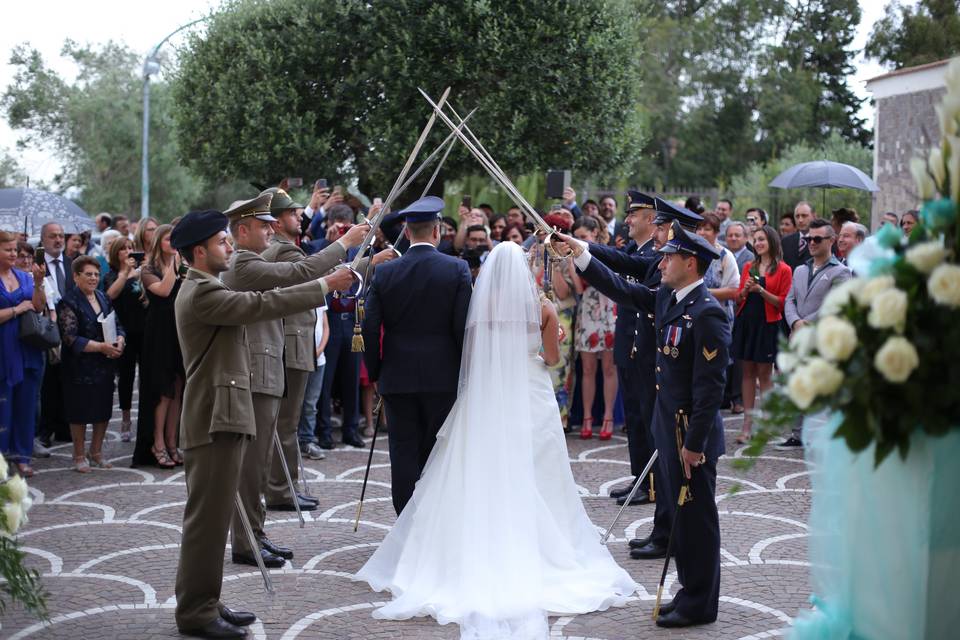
[658,220,720,261]
[653,197,703,229]
[396,196,445,223]
[626,190,656,211]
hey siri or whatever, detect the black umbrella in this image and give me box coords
[0,188,96,237]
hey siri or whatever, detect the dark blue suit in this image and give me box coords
[580,254,728,623]
[362,244,472,514]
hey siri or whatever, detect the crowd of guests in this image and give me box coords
[0,186,912,478]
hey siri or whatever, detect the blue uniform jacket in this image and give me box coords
[580,256,729,460]
[361,244,472,395]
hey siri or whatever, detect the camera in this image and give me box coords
[130,251,145,266]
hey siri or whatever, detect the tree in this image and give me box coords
[866,0,960,69]
[172,0,646,196]
[0,150,26,189]
[2,41,204,220]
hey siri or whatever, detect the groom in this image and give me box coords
[362,196,473,515]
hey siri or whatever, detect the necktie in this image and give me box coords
[670,292,678,307]
[53,258,65,297]
[798,235,808,255]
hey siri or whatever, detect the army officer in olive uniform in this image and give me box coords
[220,192,372,568]
[171,210,355,639]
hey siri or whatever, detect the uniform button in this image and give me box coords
[656,366,661,372]
[656,384,660,391]
[230,380,236,385]
[265,348,269,353]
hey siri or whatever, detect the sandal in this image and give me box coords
[599,418,614,441]
[167,447,184,466]
[580,417,594,440]
[736,432,752,445]
[15,462,34,478]
[87,452,113,469]
[152,446,176,469]
[74,456,91,473]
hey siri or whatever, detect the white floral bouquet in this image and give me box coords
[0,454,47,617]
[750,58,960,466]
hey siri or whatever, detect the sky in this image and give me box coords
[1,0,891,184]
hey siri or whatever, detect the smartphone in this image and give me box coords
[461,195,472,209]
[373,197,383,207]
[339,224,353,237]
[34,246,45,265]
[287,177,304,188]
[131,251,145,266]
[315,178,328,189]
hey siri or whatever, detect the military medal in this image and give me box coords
[662,345,670,355]
[671,347,679,358]
[665,324,683,358]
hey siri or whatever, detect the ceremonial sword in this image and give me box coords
[600,449,658,544]
[273,431,304,528]
[354,398,386,532]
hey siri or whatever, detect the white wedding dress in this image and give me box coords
[355,242,636,640]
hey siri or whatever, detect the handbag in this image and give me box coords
[19,310,61,350]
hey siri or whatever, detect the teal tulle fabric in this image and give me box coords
[790,413,960,639]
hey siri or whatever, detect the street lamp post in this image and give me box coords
[140,17,207,220]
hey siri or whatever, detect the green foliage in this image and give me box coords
[0,149,27,188]
[633,0,868,188]
[727,132,873,218]
[0,535,48,619]
[2,41,204,221]
[172,0,645,196]
[866,0,960,69]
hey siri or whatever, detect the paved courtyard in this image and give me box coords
[3,405,811,639]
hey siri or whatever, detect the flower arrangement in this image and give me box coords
[0,454,47,618]
[747,58,960,466]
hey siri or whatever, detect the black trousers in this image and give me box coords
[117,330,144,412]
[654,449,721,622]
[39,360,69,442]
[382,391,457,515]
[318,312,360,441]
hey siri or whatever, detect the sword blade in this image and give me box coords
[354,399,385,532]
[601,449,658,543]
[273,431,304,528]
[235,491,274,593]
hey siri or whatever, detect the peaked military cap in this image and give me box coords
[626,190,656,211]
[261,187,304,212]
[223,193,276,222]
[395,196,445,223]
[170,210,229,250]
[658,220,721,261]
[653,197,703,229]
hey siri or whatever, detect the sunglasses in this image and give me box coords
[805,235,831,244]
[746,217,759,224]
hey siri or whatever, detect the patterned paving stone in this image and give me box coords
[2,404,812,639]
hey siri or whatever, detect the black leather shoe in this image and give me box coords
[609,481,638,499]
[630,541,668,559]
[266,496,318,512]
[259,536,294,560]
[296,492,319,505]
[232,548,285,568]
[655,598,677,617]
[628,535,652,549]
[317,437,335,450]
[218,605,256,627]
[617,492,652,506]
[342,434,365,448]
[655,610,712,628]
[179,616,247,638]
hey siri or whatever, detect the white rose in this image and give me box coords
[788,325,817,357]
[911,156,936,200]
[4,475,28,503]
[776,351,800,374]
[874,336,920,383]
[2,503,23,534]
[806,357,845,396]
[854,275,895,306]
[929,146,946,188]
[948,136,960,202]
[928,263,960,308]
[0,454,7,480]
[868,288,908,332]
[820,277,862,317]
[816,316,858,361]
[905,240,948,274]
[787,366,818,410]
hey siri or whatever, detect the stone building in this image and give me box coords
[865,59,950,228]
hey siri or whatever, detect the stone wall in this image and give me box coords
[873,86,947,227]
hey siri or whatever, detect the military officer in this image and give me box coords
[220,192,373,568]
[171,210,354,638]
[559,221,728,628]
[575,198,704,560]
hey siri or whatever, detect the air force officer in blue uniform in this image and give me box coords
[362,196,473,515]
[558,220,728,628]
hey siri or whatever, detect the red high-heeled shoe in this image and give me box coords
[580,417,594,440]
[599,419,614,441]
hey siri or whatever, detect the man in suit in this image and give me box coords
[561,220,729,628]
[781,201,815,270]
[780,218,851,449]
[362,196,473,515]
[38,222,75,445]
[171,209,354,639]
[221,192,371,569]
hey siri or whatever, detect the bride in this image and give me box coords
[355,241,637,639]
